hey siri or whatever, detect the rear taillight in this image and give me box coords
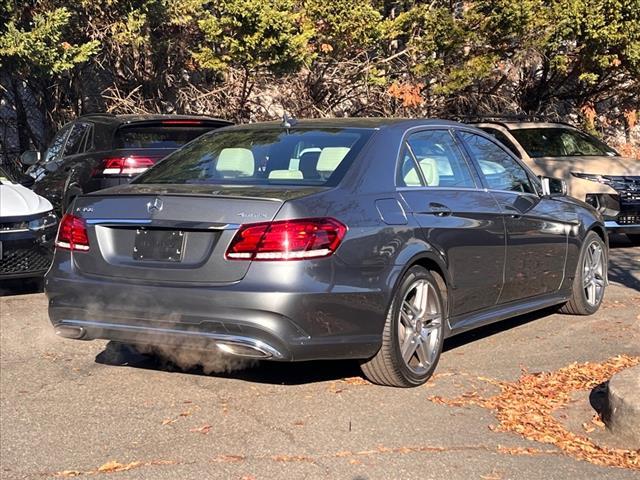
[55,214,90,251]
[226,218,346,261]
[92,156,156,177]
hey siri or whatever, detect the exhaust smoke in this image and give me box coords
[135,343,257,375]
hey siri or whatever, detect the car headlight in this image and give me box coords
[28,212,58,231]
[570,172,611,184]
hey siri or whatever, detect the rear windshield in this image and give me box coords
[115,125,216,149]
[510,128,618,158]
[135,128,373,186]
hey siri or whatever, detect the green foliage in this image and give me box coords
[194,0,311,75]
[0,7,99,76]
[304,0,383,56]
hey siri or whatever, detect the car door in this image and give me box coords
[33,122,92,213]
[398,129,506,318]
[457,130,569,303]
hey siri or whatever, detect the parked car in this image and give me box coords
[469,118,639,244]
[46,118,608,387]
[0,173,57,280]
[20,114,232,214]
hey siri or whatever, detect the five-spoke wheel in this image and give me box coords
[361,266,446,387]
[560,231,607,315]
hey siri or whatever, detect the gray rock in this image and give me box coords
[602,364,640,449]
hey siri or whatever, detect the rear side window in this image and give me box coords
[115,126,216,149]
[398,130,476,188]
[44,126,72,163]
[63,123,91,156]
[135,128,373,186]
[459,132,535,194]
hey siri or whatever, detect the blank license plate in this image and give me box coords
[133,229,185,262]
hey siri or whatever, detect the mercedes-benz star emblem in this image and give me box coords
[146,198,163,214]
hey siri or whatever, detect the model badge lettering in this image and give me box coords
[237,212,268,219]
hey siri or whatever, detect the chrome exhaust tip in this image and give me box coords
[55,325,86,340]
[216,342,273,359]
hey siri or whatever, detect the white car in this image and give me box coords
[0,168,57,280]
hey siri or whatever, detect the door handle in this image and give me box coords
[429,202,452,217]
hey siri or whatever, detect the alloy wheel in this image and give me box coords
[397,279,442,375]
[582,241,605,306]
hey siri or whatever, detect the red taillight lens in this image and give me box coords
[93,156,156,176]
[226,218,346,261]
[55,214,90,251]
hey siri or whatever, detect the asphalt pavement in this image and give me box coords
[1,236,638,479]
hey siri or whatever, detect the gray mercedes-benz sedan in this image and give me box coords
[45,118,608,387]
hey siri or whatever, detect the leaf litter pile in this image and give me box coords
[429,355,640,470]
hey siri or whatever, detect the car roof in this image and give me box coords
[77,113,232,126]
[220,117,464,130]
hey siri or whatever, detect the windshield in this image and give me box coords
[510,128,618,158]
[135,127,373,186]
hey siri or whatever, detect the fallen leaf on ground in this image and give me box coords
[496,446,543,456]
[97,461,142,473]
[427,355,640,470]
[341,377,370,385]
[55,470,81,477]
[271,455,314,463]
[190,424,212,434]
[54,459,176,477]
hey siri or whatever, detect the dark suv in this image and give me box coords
[20,114,231,214]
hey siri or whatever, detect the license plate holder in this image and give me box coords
[133,229,185,262]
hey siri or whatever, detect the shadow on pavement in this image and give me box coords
[95,341,363,386]
[0,277,44,297]
[607,235,640,291]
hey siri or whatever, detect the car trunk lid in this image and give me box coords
[69,185,327,284]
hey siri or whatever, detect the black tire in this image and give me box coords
[559,231,606,315]
[361,266,446,387]
[627,234,640,246]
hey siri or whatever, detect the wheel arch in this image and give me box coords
[388,248,453,334]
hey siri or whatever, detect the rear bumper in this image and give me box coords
[54,320,285,359]
[45,261,393,362]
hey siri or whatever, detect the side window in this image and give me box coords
[406,130,476,188]
[44,126,72,163]
[459,132,535,194]
[397,147,423,187]
[481,128,521,158]
[63,123,91,156]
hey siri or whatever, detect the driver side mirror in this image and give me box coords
[540,176,567,197]
[20,150,40,166]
